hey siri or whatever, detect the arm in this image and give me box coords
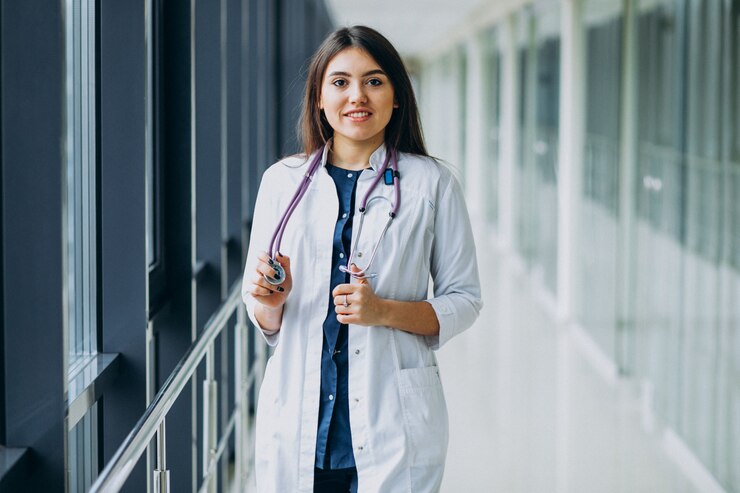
[423,169,482,348]
[241,167,290,345]
[378,299,439,337]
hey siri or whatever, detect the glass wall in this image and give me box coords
[418,2,739,489]
[631,0,739,490]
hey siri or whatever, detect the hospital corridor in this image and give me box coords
[0,0,738,492]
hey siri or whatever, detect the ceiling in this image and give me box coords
[324,0,488,59]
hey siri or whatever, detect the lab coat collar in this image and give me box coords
[320,138,388,174]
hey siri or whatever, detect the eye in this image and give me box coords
[332,79,347,87]
[367,78,382,86]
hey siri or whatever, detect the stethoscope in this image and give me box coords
[264,144,400,285]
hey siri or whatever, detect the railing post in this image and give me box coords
[234,305,247,490]
[153,419,170,493]
[203,347,218,492]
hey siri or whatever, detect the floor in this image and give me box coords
[436,229,701,493]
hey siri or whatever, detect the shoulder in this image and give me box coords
[261,154,311,184]
[397,152,460,197]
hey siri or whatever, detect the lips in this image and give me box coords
[345,111,370,118]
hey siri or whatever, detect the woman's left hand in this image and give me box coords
[332,265,386,326]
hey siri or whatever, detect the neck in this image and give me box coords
[329,134,384,171]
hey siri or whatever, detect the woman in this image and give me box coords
[241,25,482,493]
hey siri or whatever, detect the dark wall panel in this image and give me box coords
[1,1,65,490]
[98,0,148,491]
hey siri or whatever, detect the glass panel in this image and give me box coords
[579,0,622,358]
[515,9,536,264]
[458,46,468,186]
[67,403,99,492]
[633,0,684,432]
[681,0,724,473]
[64,0,99,489]
[534,4,560,295]
[725,5,740,489]
[483,28,501,228]
[65,0,97,367]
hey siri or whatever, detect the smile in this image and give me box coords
[345,111,371,119]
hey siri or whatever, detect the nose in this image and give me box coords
[349,82,367,104]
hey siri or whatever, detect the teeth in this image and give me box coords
[347,112,369,118]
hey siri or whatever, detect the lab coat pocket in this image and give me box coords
[397,365,449,467]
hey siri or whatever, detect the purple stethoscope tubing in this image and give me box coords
[337,147,399,279]
[263,144,399,286]
[268,150,324,258]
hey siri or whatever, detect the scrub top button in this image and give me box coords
[339,252,345,259]
[329,394,334,401]
[342,212,348,219]
[347,173,353,178]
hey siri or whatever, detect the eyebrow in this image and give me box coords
[327,69,386,77]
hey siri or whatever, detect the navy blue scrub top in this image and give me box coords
[315,163,362,470]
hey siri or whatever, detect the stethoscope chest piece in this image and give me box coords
[264,261,286,286]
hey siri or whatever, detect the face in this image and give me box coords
[319,47,397,149]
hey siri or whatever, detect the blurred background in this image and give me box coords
[0,0,737,492]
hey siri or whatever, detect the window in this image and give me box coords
[65,0,98,371]
[64,0,100,489]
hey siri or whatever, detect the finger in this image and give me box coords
[256,262,280,279]
[252,276,285,293]
[251,283,274,297]
[331,283,357,297]
[333,293,349,306]
[336,313,355,325]
[276,252,291,267]
[257,251,271,262]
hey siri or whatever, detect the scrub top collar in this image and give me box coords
[319,138,389,175]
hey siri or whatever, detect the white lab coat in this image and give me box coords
[241,142,482,493]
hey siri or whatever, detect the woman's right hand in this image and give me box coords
[250,251,292,309]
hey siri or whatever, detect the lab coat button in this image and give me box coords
[357,446,364,451]
[354,349,360,355]
[357,252,363,258]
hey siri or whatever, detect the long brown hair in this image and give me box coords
[299,26,428,157]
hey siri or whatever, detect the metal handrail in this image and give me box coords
[90,282,245,493]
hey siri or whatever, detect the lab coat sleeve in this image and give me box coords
[424,169,483,350]
[241,166,281,347]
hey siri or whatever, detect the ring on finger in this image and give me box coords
[343,294,350,307]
